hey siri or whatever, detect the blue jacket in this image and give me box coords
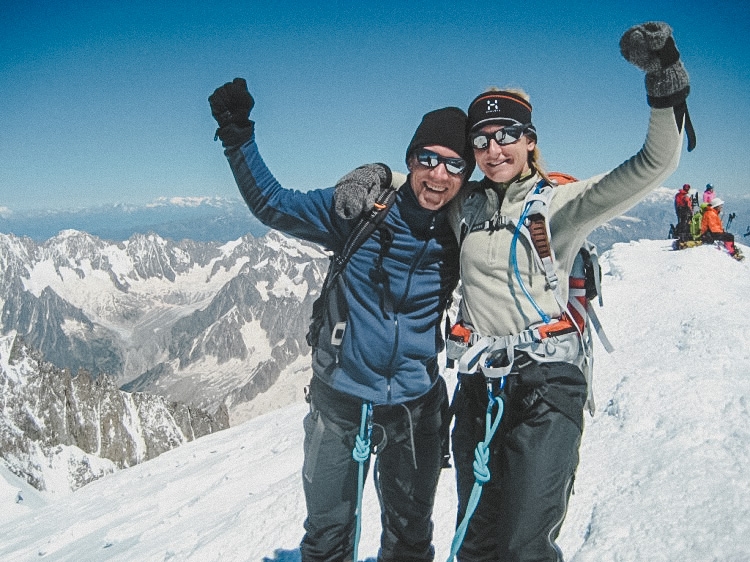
[226,136,459,405]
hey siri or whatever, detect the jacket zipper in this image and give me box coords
[385,215,435,403]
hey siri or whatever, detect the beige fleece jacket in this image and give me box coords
[449,107,683,337]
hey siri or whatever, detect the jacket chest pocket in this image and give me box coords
[463,228,514,269]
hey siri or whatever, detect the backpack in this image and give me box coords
[690,203,708,241]
[306,183,399,347]
[543,173,611,340]
[538,173,614,415]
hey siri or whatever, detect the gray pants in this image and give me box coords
[300,376,448,562]
[451,359,586,562]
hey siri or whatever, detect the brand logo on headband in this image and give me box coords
[468,92,533,132]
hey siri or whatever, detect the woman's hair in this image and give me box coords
[481,87,550,183]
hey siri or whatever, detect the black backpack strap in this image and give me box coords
[306,186,398,347]
[369,225,395,318]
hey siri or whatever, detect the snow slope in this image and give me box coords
[1,239,748,561]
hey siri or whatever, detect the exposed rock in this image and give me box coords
[0,334,228,493]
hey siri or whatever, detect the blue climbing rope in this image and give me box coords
[446,382,505,562]
[511,181,551,324]
[352,401,373,562]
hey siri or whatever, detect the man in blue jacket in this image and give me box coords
[209,78,473,562]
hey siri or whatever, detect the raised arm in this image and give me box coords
[209,78,342,248]
[551,22,696,241]
[620,20,695,150]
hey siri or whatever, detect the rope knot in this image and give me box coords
[352,434,371,463]
[472,442,491,483]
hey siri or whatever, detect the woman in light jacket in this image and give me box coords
[448,22,693,561]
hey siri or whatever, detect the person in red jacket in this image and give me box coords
[701,198,740,257]
[674,183,693,241]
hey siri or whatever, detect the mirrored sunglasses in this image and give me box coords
[470,124,531,150]
[415,149,467,175]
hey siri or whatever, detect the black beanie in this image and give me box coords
[405,107,472,168]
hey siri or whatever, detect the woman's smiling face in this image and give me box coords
[473,124,536,184]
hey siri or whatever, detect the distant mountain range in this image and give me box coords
[0,223,325,494]
[0,226,330,426]
[0,197,268,242]
[3,189,749,245]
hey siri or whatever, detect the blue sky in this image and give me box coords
[1,0,748,212]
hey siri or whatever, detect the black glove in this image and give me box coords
[333,164,392,220]
[620,21,689,108]
[209,78,255,148]
[620,21,695,151]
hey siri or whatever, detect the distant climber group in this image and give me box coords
[672,183,743,260]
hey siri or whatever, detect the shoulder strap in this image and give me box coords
[306,186,398,347]
[525,173,574,268]
[523,183,559,291]
[334,186,398,278]
[457,181,493,245]
[522,177,613,349]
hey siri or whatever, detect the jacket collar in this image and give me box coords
[400,174,448,237]
[482,171,541,204]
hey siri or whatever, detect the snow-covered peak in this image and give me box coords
[640,185,678,204]
[145,196,235,209]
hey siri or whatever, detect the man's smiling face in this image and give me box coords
[408,145,465,211]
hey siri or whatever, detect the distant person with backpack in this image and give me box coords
[703,183,716,204]
[674,183,693,240]
[701,198,742,259]
[688,200,709,244]
[335,20,694,561]
[208,79,474,562]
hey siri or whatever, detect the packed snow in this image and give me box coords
[1,239,749,561]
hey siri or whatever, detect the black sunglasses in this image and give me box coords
[415,149,467,175]
[470,124,532,150]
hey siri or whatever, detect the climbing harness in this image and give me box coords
[352,402,373,562]
[446,380,506,562]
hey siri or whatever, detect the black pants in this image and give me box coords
[451,359,587,562]
[675,207,693,241]
[300,376,448,562]
[702,230,735,249]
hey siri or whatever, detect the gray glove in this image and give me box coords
[333,164,392,220]
[620,21,689,108]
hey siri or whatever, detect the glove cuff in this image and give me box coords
[645,60,690,107]
[647,86,690,109]
[215,122,255,149]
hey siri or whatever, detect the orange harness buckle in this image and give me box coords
[536,316,578,340]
